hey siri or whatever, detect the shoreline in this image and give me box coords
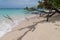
[0,13,60,40]
[0,14,39,38]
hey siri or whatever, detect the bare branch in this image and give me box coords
[3,14,14,22]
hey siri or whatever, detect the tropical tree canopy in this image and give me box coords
[24,0,60,11]
[37,0,60,9]
[49,0,60,8]
[37,1,43,9]
[43,0,60,9]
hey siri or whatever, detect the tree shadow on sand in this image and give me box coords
[43,13,60,31]
[17,13,60,40]
[17,22,36,40]
[41,13,60,26]
[49,14,60,23]
[49,14,60,30]
[17,21,43,40]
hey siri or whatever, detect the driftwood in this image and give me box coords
[3,14,14,22]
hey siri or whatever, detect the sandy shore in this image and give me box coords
[0,14,60,40]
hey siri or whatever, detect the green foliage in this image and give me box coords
[43,0,53,9]
[37,1,43,9]
[24,7,29,10]
[52,0,60,8]
[24,0,60,11]
[29,7,36,11]
[38,0,60,9]
[24,7,36,11]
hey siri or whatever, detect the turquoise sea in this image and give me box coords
[0,8,27,18]
[0,8,35,37]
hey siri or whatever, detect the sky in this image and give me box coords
[0,0,41,8]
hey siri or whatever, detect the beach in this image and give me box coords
[0,13,60,40]
[0,9,37,38]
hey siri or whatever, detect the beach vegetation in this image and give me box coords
[24,0,60,21]
[24,0,60,12]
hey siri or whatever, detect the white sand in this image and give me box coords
[0,14,60,40]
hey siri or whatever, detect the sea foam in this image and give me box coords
[0,14,37,37]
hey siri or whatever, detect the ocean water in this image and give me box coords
[0,8,34,37]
